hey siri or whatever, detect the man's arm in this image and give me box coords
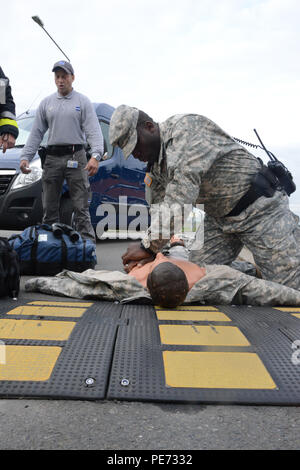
[19,100,48,173]
[123,116,204,265]
[123,115,223,264]
[122,242,155,272]
[142,164,202,254]
[81,97,104,176]
[141,115,211,254]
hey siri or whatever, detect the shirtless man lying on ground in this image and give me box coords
[125,237,300,308]
[26,237,300,308]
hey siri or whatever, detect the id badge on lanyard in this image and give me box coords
[67,146,79,168]
[67,159,78,168]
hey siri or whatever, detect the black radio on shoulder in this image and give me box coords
[253,129,296,196]
[234,130,296,197]
[267,159,296,196]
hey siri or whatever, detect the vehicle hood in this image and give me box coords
[0,147,39,172]
[0,146,23,171]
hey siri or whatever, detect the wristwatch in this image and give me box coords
[91,153,102,162]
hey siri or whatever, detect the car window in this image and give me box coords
[99,120,113,157]
[16,116,48,147]
[16,116,111,153]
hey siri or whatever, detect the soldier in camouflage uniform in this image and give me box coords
[109,105,300,291]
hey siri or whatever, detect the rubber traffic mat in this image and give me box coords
[1,300,300,404]
[0,298,122,399]
[107,304,300,404]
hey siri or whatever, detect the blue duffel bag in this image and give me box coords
[9,224,97,276]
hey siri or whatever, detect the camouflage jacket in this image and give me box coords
[142,114,261,253]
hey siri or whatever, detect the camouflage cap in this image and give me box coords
[109,105,139,159]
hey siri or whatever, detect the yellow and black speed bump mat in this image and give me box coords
[107,304,300,405]
[0,298,122,399]
[1,299,300,404]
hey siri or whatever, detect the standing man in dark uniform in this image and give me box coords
[0,66,19,153]
[19,61,103,242]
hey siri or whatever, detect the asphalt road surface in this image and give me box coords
[0,231,299,451]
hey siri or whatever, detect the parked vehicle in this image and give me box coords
[0,103,149,238]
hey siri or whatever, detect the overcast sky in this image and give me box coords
[3,0,300,211]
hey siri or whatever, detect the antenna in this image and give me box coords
[32,15,71,62]
[253,129,277,161]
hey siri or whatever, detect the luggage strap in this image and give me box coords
[30,226,68,274]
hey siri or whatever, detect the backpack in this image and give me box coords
[0,237,20,299]
[8,224,97,276]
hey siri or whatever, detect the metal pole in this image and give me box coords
[32,16,71,62]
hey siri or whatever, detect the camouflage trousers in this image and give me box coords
[186,264,300,306]
[190,190,300,290]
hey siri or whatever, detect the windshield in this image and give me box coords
[15,116,48,147]
[15,115,110,151]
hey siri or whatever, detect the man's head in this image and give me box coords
[147,262,189,308]
[109,105,161,164]
[52,60,74,96]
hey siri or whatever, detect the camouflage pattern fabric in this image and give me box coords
[109,105,139,159]
[186,265,300,306]
[141,113,300,290]
[25,262,300,307]
[142,113,261,252]
[190,190,300,290]
[25,269,151,303]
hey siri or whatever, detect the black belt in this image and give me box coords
[46,144,84,156]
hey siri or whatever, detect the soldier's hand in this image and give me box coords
[123,260,139,273]
[0,133,16,153]
[122,242,155,268]
[85,157,99,177]
[123,256,155,273]
[20,159,31,174]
